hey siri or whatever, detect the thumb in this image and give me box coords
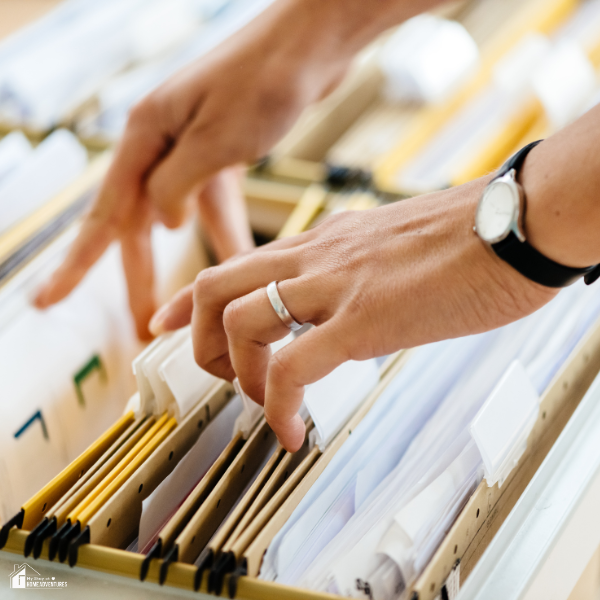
[149,283,193,336]
[264,321,349,451]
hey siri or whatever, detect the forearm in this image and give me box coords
[522,104,600,268]
[289,0,448,56]
[247,0,448,89]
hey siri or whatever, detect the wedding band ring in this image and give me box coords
[266,281,302,331]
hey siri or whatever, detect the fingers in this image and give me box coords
[223,278,318,403]
[35,96,169,310]
[264,322,350,451]
[197,167,255,262]
[120,215,155,341]
[190,249,302,378]
[35,211,117,308]
[191,297,236,382]
[149,283,194,336]
[115,97,176,195]
[152,242,300,332]
[149,225,316,341]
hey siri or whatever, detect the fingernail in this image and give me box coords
[149,304,170,337]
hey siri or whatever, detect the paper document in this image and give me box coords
[0,131,31,184]
[0,129,87,234]
[260,280,600,598]
[304,359,380,451]
[138,394,243,551]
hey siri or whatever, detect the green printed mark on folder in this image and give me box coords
[73,354,107,406]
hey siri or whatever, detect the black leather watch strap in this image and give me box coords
[497,139,543,177]
[490,141,600,287]
[494,231,597,287]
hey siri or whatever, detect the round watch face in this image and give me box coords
[475,181,517,243]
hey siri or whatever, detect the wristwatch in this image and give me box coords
[474,140,600,287]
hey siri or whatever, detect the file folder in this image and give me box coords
[203,420,315,594]
[142,430,246,582]
[413,311,600,600]
[375,0,577,192]
[170,444,285,586]
[66,416,178,567]
[0,410,134,546]
[0,152,109,286]
[27,416,150,560]
[79,381,236,550]
[4,2,600,599]
[4,295,600,600]
[160,419,277,583]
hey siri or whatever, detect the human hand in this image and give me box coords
[33,0,444,337]
[35,166,253,339]
[32,0,361,337]
[149,176,557,451]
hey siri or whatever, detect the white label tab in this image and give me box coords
[470,360,539,487]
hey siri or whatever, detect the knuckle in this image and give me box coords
[344,286,375,320]
[192,337,209,370]
[128,95,159,128]
[193,267,220,302]
[181,120,212,145]
[223,298,247,336]
[263,402,286,430]
[263,408,282,430]
[161,214,186,230]
[267,350,291,383]
[87,203,120,234]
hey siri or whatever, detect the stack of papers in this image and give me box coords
[388,0,600,194]
[0,214,210,526]
[0,129,88,235]
[324,0,531,172]
[0,0,236,131]
[0,306,387,587]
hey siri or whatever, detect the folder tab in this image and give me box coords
[470,360,540,487]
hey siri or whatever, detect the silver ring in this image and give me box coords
[266,281,302,331]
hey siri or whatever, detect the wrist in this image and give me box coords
[521,134,600,269]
